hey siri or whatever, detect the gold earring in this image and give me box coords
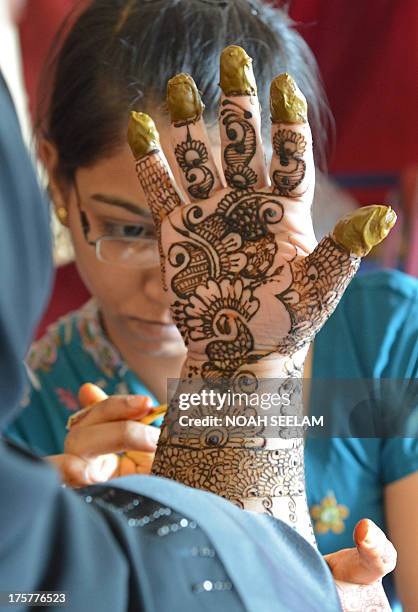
[56,207,68,224]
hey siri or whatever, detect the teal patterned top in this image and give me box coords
[6,270,418,610]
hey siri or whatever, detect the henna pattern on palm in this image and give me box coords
[135,142,361,541]
[175,124,215,200]
[128,63,395,544]
[272,129,307,196]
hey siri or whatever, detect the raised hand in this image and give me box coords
[127,45,396,543]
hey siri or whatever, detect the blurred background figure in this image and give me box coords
[0,0,30,142]
[14,0,417,335]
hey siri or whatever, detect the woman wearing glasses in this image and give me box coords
[6,0,417,609]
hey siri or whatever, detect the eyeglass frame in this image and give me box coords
[73,179,157,267]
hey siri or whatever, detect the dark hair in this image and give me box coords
[38,0,332,181]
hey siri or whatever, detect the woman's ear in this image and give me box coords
[38,138,69,226]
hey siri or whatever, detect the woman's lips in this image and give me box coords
[126,316,181,340]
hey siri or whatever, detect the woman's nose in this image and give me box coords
[142,265,171,306]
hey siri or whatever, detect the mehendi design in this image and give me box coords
[336,582,391,612]
[275,236,360,354]
[272,129,306,196]
[152,441,305,500]
[168,189,282,314]
[221,99,258,189]
[174,125,215,200]
[135,153,183,287]
[127,63,396,547]
[135,154,182,224]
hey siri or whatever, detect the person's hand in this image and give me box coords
[47,384,160,487]
[326,519,397,611]
[128,45,396,386]
[126,45,397,538]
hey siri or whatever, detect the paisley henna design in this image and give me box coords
[272,129,307,196]
[174,125,215,200]
[127,54,396,548]
[221,99,258,189]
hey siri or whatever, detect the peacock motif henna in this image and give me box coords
[174,124,215,200]
[272,129,307,196]
[128,54,397,549]
[221,99,258,189]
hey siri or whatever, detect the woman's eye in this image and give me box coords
[103,222,154,239]
[122,225,144,238]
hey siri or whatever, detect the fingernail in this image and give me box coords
[127,112,160,160]
[85,464,107,483]
[363,521,384,548]
[66,407,90,430]
[128,396,151,409]
[167,73,205,123]
[220,45,257,96]
[363,522,375,546]
[270,73,307,124]
[146,426,160,447]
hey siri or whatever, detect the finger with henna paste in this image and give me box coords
[128,111,185,287]
[219,45,269,190]
[332,205,397,257]
[269,73,314,202]
[167,73,224,201]
[127,111,184,233]
[276,206,396,354]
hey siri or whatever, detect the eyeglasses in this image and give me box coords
[74,182,159,269]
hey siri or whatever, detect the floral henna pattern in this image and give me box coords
[167,189,282,312]
[152,441,305,501]
[127,95,394,543]
[272,129,307,196]
[174,125,215,200]
[275,236,360,355]
[136,148,361,528]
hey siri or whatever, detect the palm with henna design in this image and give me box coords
[127,46,396,543]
